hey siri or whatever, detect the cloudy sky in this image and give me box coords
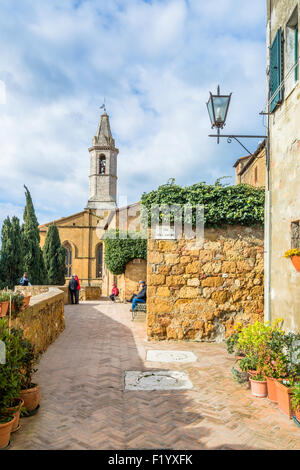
[0,0,267,226]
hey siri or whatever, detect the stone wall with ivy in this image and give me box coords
[147,225,264,342]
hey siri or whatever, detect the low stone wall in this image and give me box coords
[79,286,101,301]
[11,287,65,355]
[16,285,70,304]
[147,225,264,342]
[16,285,102,303]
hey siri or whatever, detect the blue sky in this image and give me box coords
[0,0,267,226]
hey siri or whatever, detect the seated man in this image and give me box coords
[20,272,31,286]
[110,283,119,302]
[130,281,147,312]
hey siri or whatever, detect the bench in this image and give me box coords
[132,302,147,321]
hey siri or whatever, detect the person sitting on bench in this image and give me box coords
[110,283,119,301]
[130,281,146,312]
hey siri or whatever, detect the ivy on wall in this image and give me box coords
[140,181,265,228]
[104,230,147,275]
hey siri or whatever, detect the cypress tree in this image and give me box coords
[43,224,66,285]
[22,185,46,285]
[0,216,23,289]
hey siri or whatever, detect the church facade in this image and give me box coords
[39,109,143,297]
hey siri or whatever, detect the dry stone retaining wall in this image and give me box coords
[147,225,264,342]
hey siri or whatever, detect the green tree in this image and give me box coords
[22,185,46,285]
[0,216,23,289]
[43,224,66,285]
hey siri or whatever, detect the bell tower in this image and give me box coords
[86,108,118,210]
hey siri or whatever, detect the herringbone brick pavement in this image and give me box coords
[9,301,300,450]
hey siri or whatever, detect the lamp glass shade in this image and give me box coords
[212,95,230,126]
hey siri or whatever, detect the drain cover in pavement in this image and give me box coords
[124,371,193,390]
[146,350,197,363]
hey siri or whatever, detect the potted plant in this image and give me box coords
[249,374,268,398]
[11,292,25,318]
[291,382,300,422]
[259,329,287,403]
[239,354,259,377]
[284,249,300,272]
[0,292,10,318]
[274,377,294,418]
[0,320,26,447]
[19,335,41,413]
[225,325,244,359]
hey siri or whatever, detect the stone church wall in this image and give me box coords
[147,225,264,342]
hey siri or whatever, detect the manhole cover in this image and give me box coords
[125,371,193,390]
[146,350,197,363]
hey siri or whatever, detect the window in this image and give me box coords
[99,155,106,175]
[270,28,284,112]
[291,221,300,249]
[286,7,298,95]
[96,244,103,278]
[64,243,72,277]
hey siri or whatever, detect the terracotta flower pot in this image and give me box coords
[247,370,257,377]
[250,378,268,397]
[0,301,9,318]
[266,377,278,403]
[295,408,300,422]
[275,380,292,418]
[20,384,41,413]
[6,398,24,432]
[291,255,300,272]
[21,296,31,310]
[0,414,16,449]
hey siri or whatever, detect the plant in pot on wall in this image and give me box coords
[0,291,10,318]
[284,249,300,272]
[19,335,41,414]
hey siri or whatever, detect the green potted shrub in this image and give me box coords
[291,382,300,422]
[273,333,300,418]
[19,335,41,413]
[0,320,26,447]
[0,291,10,318]
[258,329,287,403]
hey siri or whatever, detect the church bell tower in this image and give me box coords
[86,108,118,210]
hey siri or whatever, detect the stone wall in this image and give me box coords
[16,285,102,303]
[16,285,70,304]
[147,225,264,342]
[11,287,65,355]
[116,258,147,302]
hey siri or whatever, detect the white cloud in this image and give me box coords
[0,0,267,225]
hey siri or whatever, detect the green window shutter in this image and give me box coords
[270,28,284,112]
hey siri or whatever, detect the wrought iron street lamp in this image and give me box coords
[207,85,267,155]
[207,86,231,143]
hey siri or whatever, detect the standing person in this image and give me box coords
[68,275,78,305]
[110,283,119,302]
[73,273,80,304]
[130,281,146,312]
[20,272,31,286]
